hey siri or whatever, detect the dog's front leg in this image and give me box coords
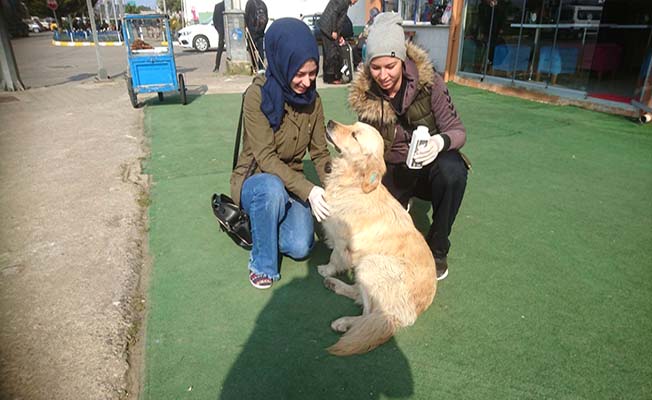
[317,246,351,277]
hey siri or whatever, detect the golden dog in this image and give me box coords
[319,120,437,356]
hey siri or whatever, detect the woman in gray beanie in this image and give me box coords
[348,12,469,281]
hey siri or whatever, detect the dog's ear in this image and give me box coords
[361,155,384,193]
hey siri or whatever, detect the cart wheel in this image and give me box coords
[179,73,187,105]
[126,77,138,108]
[158,92,164,102]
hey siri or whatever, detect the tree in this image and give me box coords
[0,4,25,91]
[158,0,181,13]
[124,3,138,14]
[26,0,99,18]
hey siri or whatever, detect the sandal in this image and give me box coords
[249,271,273,289]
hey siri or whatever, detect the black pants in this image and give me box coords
[321,33,341,83]
[215,35,225,71]
[382,151,468,259]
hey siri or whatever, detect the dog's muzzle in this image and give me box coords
[325,130,341,153]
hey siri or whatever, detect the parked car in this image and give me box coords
[24,19,46,33]
[176,20,220,52]
[301,13,322,44]
[31,17,49,31]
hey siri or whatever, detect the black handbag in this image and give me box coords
[211,94,254,250]
[211,193,253,249]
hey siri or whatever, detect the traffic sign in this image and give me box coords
[46,0,58,11]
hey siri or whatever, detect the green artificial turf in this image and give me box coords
[142,85,652,399]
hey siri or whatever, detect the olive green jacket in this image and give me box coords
[230,75,332,206]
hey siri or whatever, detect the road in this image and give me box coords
[12,31,220,89]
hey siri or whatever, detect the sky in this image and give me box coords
[134,0,158,10]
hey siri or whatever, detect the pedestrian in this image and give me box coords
[354,6,380,66]
[230,18,332,289]
[348,12,469,281]
[244,0,268,71]
[213,1,226,72]
[318,0,358,84]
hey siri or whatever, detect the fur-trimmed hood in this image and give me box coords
[348,42,435,125]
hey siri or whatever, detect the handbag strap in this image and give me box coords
[232,93,246,171]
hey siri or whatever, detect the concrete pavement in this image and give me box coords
[0,33,251,400]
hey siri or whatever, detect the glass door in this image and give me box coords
[584,0,652,104]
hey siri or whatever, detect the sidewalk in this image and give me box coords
[0,79,145,399]
[0,47,260,398]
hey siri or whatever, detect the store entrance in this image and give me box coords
[585,0,652,105]
[458,0,652,107]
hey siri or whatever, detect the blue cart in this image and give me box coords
[122,14,187,108]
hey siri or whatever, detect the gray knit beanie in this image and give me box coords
[365,12,406,65]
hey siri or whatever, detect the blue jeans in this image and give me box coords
[240,173,314,281]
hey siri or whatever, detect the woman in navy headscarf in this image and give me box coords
[230,18,332,289]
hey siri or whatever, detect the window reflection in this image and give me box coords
[459,0,652,105]
[395,0,452,24]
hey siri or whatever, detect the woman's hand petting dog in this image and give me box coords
[308,186,330,222]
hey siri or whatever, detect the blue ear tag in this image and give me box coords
[369,172,377,184]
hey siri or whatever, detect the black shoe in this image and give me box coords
[435,257,448,281]
[213,67,219,72]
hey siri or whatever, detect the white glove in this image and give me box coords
[413,134,445,166]
[308,186,330,222]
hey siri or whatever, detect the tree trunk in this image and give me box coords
[0,5,25,91]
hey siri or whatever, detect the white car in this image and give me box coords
[24,19,46,33]
[177,20,220,52]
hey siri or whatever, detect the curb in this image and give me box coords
[51,40,124,47]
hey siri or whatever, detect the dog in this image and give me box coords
[319,120,437,356]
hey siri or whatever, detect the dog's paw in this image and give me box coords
[318,264,336,277]
[324,277,338,292]
[331,317,353,333]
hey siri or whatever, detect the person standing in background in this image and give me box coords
[318,0,358,84]
[244,0,269,71]
[213,1,226,72]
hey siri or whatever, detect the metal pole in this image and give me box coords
[85,0,109,80]
[52,9,61,34]
[512,0,527,83]
[110,0,119,41]
[545,0,563,88]
[162,0,167,15]
[481,5,496,81]
[104,0,110,27]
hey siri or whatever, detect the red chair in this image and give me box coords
[581,43,623,79]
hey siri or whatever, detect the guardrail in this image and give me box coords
[52,30,122,43]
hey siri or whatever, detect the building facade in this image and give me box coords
[454,0,651,114]
[370,0,650,115]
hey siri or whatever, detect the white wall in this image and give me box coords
[182,0,366,26]
[405,23,450,72]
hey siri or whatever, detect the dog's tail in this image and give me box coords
[327,312,398,356]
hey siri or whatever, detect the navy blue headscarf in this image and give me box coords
[261,18,320,132]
